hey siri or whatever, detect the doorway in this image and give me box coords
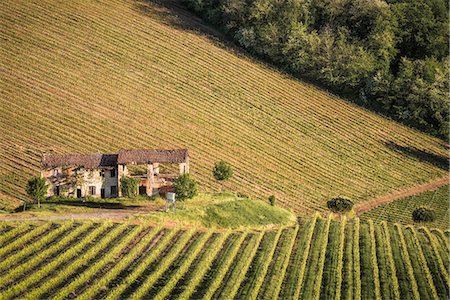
[139,185,147,195]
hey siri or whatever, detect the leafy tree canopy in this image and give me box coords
[183,0,449,138]
[412,207,436,222]
[327,197,354,213]
[120,176,139,198]
[173,173,198,201]
[212,160,233,181]
[26,176,48,207]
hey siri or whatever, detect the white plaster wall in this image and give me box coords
[43,167,119,198]
[77,169,103,198]
[103,168,118,197]
[77,168,118,198]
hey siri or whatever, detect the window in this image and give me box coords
[110,186,117,196]
[110,169,116,178]
[89,186,96,196]
[99,170,105,177]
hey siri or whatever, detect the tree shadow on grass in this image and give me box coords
[131,0,362,98]
[134,0,227,40]
[132,0,283,66]
[384,141,449,171]
[40,200,142,210]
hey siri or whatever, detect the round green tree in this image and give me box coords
[412,207,436,223]
[26,176,48,208]
[327,197,353,214]
[212,160,233,191]
[173,173,198,201]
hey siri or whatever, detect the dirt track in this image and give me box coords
[355,176,449,215]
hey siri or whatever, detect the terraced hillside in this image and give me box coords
[361,185,450,229]
[0,217,448,299]
[0,0,448,214]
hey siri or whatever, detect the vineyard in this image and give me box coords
[0,0,448,214]
[0,217,448,299]
[361,185,450,229]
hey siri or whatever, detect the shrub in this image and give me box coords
[327,197,353,213]
[268,195,276,206]
[212,161,233,191]
[26,176,48,208]
[120,176,139,198]
[213,161,233,180]
[237,192,248,199]
[173,174,198,201]
[412,207,436,222]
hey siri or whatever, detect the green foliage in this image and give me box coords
[268,195,276,206]
[327,197,353,213]
[120,176,139,198]
[412,207,436,223]
[172,174,198,201]
[236,192,248,199]
[183,0,449,137]
[134,194,296,229]
[369,57,449,136]
[212,160,233,181]
[25,177,48,207]
[0,217,448,298]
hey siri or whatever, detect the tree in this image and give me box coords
[26,176,48,208]
[412,207,436,222]
[268,195,276,206]
[327,197,353,214]
[173,173,198,201]
[212,160,233,191]
[120,176,139,198]
[181,0,449,138]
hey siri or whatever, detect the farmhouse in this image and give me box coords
[41,149,189,198]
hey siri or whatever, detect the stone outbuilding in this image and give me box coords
[41,149,189,198]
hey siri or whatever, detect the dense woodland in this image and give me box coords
[183,0,449,138]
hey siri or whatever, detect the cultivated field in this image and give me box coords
[0,217,448,299]
[361,185,450,229]
[0,0,448,213]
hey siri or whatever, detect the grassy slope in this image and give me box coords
[0,0,447,214]
[134,193,297,228]
[0,193,296,229]
[0,217,447,298]
[361,185,450,229]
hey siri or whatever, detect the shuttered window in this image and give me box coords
[89,186,96,196]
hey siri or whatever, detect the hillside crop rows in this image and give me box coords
[0,0,448,213]
[0,217,448,299]
[361,185,450,229]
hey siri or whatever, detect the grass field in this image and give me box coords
[1,193,296,229]
[0,216,448,299]
[361,185,450,229]
[0,0,448,214]
[131,193,297,229]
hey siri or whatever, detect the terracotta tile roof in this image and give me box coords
[41,149,188,168]
[42,154,118,169]
[117,149,188,164]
